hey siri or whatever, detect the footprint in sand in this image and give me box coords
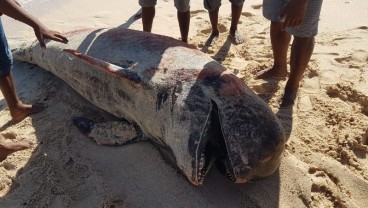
[200,23,227,34]
[190,10,206,17]
[251,35,266,40]
[251,82,280,94]
[251,4,263,9]
[357,70,368,95]
[351,50,368,63]
[319,70,341,85]
[228,57,249,69]
[326,83,368,116]
[340,68,361,82]
[301,77,320,93]
[334,50,368,69]
[298,95,313,112]
[308,167,349,207]
[1,161,17,170]
[1,132,17,140]
[63,157,91,181]
[241,12,253,17]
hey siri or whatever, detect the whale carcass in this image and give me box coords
[13,28,286,185]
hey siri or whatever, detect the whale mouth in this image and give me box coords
[196,100,236,184]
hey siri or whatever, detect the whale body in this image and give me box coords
[13,28,286,185]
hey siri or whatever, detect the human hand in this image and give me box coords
[33,25,68,48]
[280,0,308,30]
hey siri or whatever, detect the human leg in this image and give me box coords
[139,0,157,32]
[177,11,190,43]
[256,0,290,79]
[280,0,323,107]
[175,0,191,42]
[0,73,46,122]
[229,0,244,44]
[280,36,314,107]
[141,6,155,32]
[256,22,291,79]
[0,18,47,122]
[205,7,220,46]
[204,0,221,46]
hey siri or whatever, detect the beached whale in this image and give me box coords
[13,28,286,185]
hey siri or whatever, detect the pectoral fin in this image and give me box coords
[73,117,142,146]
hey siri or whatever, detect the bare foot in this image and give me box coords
[205,31,219,46]
[10,102,48,124]
[280,86,298,108]
[255,67,288,80]
[229,30,244,45]
[0,139,32,162]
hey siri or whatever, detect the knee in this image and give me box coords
[175,0,190,13]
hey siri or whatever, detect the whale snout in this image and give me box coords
[243,140,285,182]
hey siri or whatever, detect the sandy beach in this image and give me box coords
[1,0,368,207]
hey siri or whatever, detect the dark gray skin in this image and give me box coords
[13,28,286,185]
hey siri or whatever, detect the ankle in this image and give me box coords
[229,26,237,34]
[272,64,287,72]
[9,103,31,120]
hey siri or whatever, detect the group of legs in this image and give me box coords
[139,0,245,45]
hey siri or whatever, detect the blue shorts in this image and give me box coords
[204,0,245,12]
[0,18,12,75]
[139,0,190,13]
[263,0,323,37]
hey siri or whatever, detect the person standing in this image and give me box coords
[139,0,190,42]
[256,0,323,107]
[0,0,68,161]
[204,0,245,46]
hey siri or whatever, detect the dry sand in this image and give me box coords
[1,0,368,207]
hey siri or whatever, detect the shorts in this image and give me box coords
[139,0,190,13]
[204,0,245,12]
[0,18,12,75]
[263,0,323,37]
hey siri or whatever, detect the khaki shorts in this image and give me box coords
[204,0,245,12]
[139,0,190,12]
[263,0,323,37]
